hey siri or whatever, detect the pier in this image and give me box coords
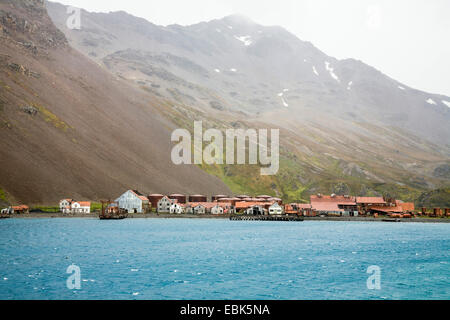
[230,215,304,222]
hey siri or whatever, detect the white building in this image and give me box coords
[211,204,225,215]
[184,204,194,215]
[157,196,174,213]
[245,205,266,216]
[269,203,284,215]
[193,204,206,215]
[59,199,73,212]
[170,203,184,214]
[59,199,90,214]
[115,190,149,214]
[71,201,91,214]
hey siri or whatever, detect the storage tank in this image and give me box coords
[212,195,228,202]
[148,194,164,208]
[218,197,240,206]
[269,197,283,205]
[189,195,207,203]
[169,194,186,204]
[433,208,442,217]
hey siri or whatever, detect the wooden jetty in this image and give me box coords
[382,218,402,223]
[99,201,128,220]
[230,215,304,222]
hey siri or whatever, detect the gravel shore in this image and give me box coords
[4,213,449,223]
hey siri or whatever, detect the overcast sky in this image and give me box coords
[54,0,450,96]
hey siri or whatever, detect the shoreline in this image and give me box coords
[3,213,450,223]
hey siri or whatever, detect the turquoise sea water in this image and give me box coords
[0,218,449,300]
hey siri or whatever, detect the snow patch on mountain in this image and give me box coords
[281,97,289,107]
[325,61,340,83]
[234,35,253,46]
[214,69,221,73]
[398,86,405,90]
[230,68,237,72]
[347,81,353,90]
[426,98,436,105]
[312,66,319,76]
[442,100,450,108]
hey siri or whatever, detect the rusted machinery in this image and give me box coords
[99,200,128,220]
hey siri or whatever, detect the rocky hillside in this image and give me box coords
[0,0,230,205]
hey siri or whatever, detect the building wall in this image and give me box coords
[194,206,206,214]
[269,204,283,215]
[170,204,184,214]
[211,206,224,215]
[116,190,143,213]
[71,203,91,214]
[158,197,173,213]
[59,200,71,211]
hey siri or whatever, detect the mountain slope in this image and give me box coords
[46,4,450,145]
[44,2,450,205]
[0,0,230,204]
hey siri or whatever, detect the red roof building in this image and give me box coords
[356,197,386,205]
[310,195,356,213]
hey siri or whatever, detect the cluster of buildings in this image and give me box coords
[2,191,448,219]
[295,194,417,218]
[59,199,91,214]
[109,190,429,218]
[112,190,284,215]
[1,205,29,215]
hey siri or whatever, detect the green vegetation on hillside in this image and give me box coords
[30,206,59,213]
[0,187,9,207]
[417,188,450,208]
